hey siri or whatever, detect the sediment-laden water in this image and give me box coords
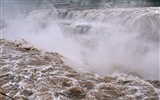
[0,1,160,99]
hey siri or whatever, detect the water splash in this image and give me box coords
[2,7,160,80]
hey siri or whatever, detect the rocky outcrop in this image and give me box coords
[0,39,159,100]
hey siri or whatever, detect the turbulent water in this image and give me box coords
[0,39,160,100]
[2,7,160,80]
[0,3,160,99]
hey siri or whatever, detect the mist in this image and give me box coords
[1,1,159,80]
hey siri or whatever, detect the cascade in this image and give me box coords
[2,5,160,79]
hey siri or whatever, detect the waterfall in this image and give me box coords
[2,7,160,80]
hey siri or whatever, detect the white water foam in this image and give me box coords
[2,7,160,80]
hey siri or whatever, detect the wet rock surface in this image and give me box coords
[0,39,159,100]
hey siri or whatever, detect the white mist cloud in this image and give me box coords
[1,2,159,80]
